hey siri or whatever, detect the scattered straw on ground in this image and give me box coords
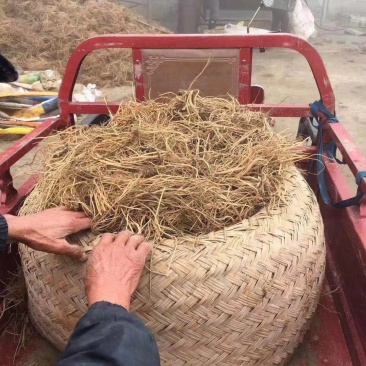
[0,267,31,360]
[0,0,169,87]
[21,90,304,242]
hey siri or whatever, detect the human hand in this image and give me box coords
[84,231,152,310]
[4,207,92,261]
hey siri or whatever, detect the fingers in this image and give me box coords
[64,210,93,232]
[97,233,117,247]
[54,206,88,219]
[136,241,153,257]
[96,232,134,249]
[125,234,145,249]
[113,231,134,246]
[91,231,152,260]
[54,240,88,262]
[73,217,93,232]
[51,207,92,223]
[114,231,152,255]
[71,211,91,219]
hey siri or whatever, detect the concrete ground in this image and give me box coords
[260,32,366,146]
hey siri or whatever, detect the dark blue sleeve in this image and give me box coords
[56,301,160,366]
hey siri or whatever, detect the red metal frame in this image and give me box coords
[0,118,64,214]
[1,34,365,365]
[238,47,253,105]
[57,34,335,123]
[132,48,145,102]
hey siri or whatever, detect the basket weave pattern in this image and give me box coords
[20,169,325,365]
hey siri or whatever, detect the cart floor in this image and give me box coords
[0,282,353,366]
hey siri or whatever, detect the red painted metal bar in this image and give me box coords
[238,48,253,105]
[0,118,64,176]
[133,48,145,102]
[0,170,17,206]
[58,34,335,123]
[250,86,264,104]
[0,175,38,216]
[0,118,65,208]
[322,155,366,275]
[326,250,366,366]
[60,101,313,118]
[326,123,366,195]
[307,153,366,364]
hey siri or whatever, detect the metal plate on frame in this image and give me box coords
[141,48,240,100]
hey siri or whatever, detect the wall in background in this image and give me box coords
[118,0,366,31]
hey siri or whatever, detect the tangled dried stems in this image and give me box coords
[0,267,31,361]
[22,90,304,243]
[0,0,169,87]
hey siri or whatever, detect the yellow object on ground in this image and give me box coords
[0,126,33,135]
[0,119,40,128]
[12,97,58,119]
[0,92,57,98]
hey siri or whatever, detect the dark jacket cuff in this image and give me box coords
[0,215,8,252]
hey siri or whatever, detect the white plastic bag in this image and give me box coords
[224,23,270,35]
[224,23,247,35]
[289,0,315,40]
[73,84,102,102]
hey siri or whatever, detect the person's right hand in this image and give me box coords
[84,231,152,311]
[5,207,92,262]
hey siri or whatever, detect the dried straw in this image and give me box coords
[0,267,32,361]
[0,0,169,87]
[22,90,304,244]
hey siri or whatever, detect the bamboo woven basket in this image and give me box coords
[19,168,325,365]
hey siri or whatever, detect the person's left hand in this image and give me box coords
[84,231,152,310]
[4,207,92,261]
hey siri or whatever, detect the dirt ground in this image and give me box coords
[1,31,366,366]
[254,34,366,147]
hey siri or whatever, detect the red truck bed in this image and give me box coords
[0,34,366,365]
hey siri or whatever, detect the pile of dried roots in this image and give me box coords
[0,0,169,87]
[22,90,304,242]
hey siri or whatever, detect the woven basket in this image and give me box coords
[20,169,325,365]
